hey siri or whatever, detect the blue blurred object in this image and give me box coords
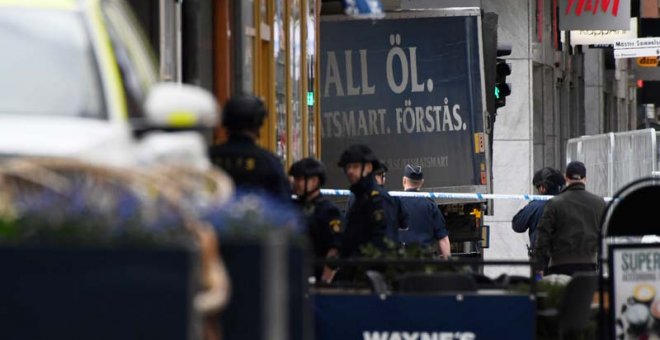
[219,227,311,340]
[344,0,384,18]
[0,171,193,245]
[204,190,303,237]
[207,191,310,340]
[0,246,195,340]
[314,294,535,340]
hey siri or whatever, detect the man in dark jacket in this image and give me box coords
[512,167,565,255]
[338,145,408,257]
[208,95,290,201]
[533,161,607,276]
[289,158,343,283]
[398,165,451,258]
[345,161,389,211]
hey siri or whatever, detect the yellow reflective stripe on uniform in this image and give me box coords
[329,219,342,233]
[0,0,75,9]
[87,0,127,120]
[245,158,256,171]
[167,111,198,127]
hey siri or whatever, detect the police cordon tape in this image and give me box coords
[320,189,614,201]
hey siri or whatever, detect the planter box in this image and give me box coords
[220,234,312,340]
[0,246,198,340]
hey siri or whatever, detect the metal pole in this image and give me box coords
[263,230,289,340]
[608,132,615,197]
[159,0,179,82]
[175,0,183,83]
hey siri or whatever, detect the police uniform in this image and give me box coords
[512,166,565,254]
[294,195,344,278]
[512,200,546,252]
[209,96,291,201]
[341,174,407,257]
[398,165,448,249]
[399,189,448,248]
[209,134,290,201]
[345,161,388,212]
[337,145,408,257]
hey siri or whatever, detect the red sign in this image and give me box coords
[560,0,630,30]
[565,0,621,16]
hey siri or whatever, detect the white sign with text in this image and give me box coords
[569,18,637,46]
[612,247,660,338]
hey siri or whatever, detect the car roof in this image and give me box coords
[0,0,79,9]
[0,0,76,9]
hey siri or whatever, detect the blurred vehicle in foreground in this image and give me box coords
[0,0,216,166]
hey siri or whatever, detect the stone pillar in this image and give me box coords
[482,0,535,275]
[584,49,604,135]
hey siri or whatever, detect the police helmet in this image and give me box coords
[533,167,565,192]
[222,95,267,132]
[337,144,379,168]
[374,161,388,175]
[288,158,326,185]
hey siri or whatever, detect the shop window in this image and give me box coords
[290,0,303,161]
[306,0,317,157]
[274,0,287,162]
[240,0,255,93]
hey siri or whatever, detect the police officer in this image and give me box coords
[374,161,388,186]
[208,95,290,201]
[398,164,451,258]
[346,161,388,210]
[338,144,408,257]
[289,157,343,283]
[512,167,565,258]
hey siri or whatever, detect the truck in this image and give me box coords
[320,7,496,257]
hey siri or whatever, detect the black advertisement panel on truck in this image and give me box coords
[320,9,490,193]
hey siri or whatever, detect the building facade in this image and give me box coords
[127,0,642,266]
[128,0,322,169]
[482,0,637,268]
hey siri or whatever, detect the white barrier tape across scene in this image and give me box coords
[320,189,614,202]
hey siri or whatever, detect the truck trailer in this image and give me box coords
[320,7,497,257]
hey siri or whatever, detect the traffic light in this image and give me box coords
[495,44,512,109]
[481,13,498,117]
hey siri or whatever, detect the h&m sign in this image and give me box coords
[560,0,631,31]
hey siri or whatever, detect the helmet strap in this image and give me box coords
[297,175,310,202]
[299,175,321,202]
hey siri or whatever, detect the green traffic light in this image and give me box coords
[494,86,501,99]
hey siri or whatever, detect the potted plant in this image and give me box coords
[203,191,311,340]
[0,158,228,340]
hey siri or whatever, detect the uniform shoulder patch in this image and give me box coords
[370,190,380,197]
[329,219,342,233]
[245,158,256,171]
[372,209,384,222]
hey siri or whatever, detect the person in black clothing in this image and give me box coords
[289,157,343,283]
[534,161,606,276]
[373,162,388,186]
[338,145,408,257]
[512,167,565,256]
[208,95,290,201]
[398,164,451,258]
[345,161,388,210]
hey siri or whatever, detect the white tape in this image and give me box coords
[320,189,613,202]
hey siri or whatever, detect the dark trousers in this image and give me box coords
[547,263,596,276]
